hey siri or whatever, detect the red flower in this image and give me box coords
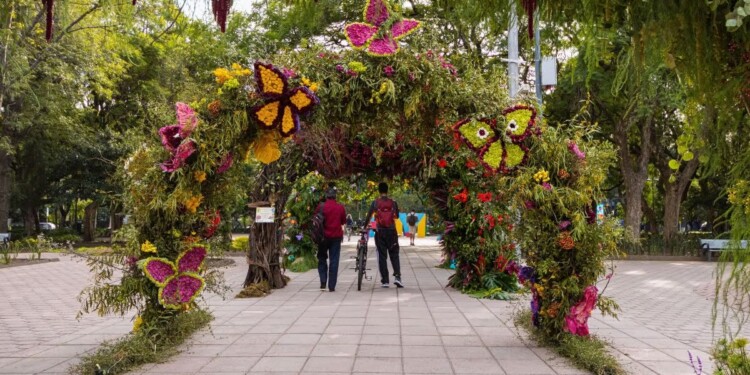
[477,192,492,203]
[452,188,468,203]
[484,214,496,230]
[438,159,448,168]
[466,159,478,169]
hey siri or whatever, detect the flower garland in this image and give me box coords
[343,0,422,56]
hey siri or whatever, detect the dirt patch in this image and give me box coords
[0,258,60,269]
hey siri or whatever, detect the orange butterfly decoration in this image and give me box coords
[251,62,320,138]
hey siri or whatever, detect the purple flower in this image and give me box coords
[282,67,296,79]
[335,64,345,72]
[125,256,138,268]
[585,205,596,224]
[296,233,304,241]
[408,72,416,81]
[504,260,520,276]
[568,141,586,160]
[159,125,183,152]
[524,200,536,210]
[559,220,571,230]
[177,246,206,273]
[518,266,536,284]
[530,291,540,327]
[542,182,552,191]
[161,274,204,305]
[383,65,394,77]
[217,152,233,174]
[347,70,359,77]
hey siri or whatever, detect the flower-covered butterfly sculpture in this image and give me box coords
[453,105,538,174]
[140,246,207,309]
[250,62,319,138]
[159,103,198,173]
[344,0,422,56]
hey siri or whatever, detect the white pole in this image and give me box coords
[508,0,519,99]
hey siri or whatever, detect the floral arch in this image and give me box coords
[82,0,621,345]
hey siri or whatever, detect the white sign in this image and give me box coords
[255,207,275,223]
[541,56,557,86]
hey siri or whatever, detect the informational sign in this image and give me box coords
[255,207,275,223]
[596,203,605,222]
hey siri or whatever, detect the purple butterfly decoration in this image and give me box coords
[159,103,198,173]
[140,246,207,309]
[344,0,421,56]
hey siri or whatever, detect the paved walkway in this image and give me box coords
[0,237,738,374]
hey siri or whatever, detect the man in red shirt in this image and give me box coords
[317,188,347,292]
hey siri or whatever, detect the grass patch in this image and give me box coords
[287,255,317,273]
[70,309,213,375]
[514,310,626,375]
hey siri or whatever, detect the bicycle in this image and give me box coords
[355,229,372,291]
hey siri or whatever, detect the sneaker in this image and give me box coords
[320,282,326,290]
[381,283,390,288]
[329,288,335,292]
[394,278,404,288]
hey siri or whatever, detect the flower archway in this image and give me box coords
[82,0,621,347]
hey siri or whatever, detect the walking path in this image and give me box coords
[0,237,736,374]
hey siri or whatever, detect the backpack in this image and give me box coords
[375,198,395,228]
[407,214,417,226]
[311,204,325,245]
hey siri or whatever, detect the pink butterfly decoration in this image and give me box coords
[344,0,421,56]
[140,246,207,309]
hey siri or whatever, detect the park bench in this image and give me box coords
[701,239,748,261]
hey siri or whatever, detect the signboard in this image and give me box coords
[541,56,558,86]
[255,207,275,223]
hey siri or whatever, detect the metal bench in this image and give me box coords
[701,239,748,261]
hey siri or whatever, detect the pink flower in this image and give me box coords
[160,141,196,173]
[408,72,416,81]
[335,64,345,72]
[384,65,394,77]
[217,152,233,174]
[558,220,571,230]
[524,200,536,210]
[568,141,586,160]
[282,68,296,78]
[542,182,552,191]
[564,285,598,336]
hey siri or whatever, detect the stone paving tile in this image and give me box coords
[2,239,744,374]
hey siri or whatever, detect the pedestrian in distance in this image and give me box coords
[406,209,418,246]
[364,182,403,288]
[317,188,347,292]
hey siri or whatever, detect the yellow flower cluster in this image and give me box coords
[194,171,207,184]
[214,63,251,85]
[300,77,320,92]
[533,169,550,183]
[185,194,204,214]
[728,180,750,214]
[252,132,282,164]
[132,315,143,332]
[141,240,157,253]
[369,81,390,104]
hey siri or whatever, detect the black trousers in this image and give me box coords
[374,228,400,283]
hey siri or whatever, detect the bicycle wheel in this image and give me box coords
[357,244,365,291]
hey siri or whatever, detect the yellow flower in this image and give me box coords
[533,170,550,183]
[194,171,207,184]
[132,315,143,332]
[230,63,251,76]
[171,229,182,238]
[214,68,232,85]
[308,82,319,92]
[141,240,157,253]
[301,77,312,86]
[252,132,282,164]
[184,194,204,214]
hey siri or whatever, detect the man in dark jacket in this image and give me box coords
[364,182,403,288]
[317,188,347,292]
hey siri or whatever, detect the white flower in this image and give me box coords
[476,127,490,139]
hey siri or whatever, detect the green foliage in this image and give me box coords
[713,337,750,375]
[287,255,319,273]
[70,309,212,375]
[230,237,249,252]
[515,310,626,375]
[283,172,325,266]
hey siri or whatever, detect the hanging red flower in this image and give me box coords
[212,0,233,33]
[203,210,222,239]
[477,192,492,203]
[437,159,448,168]
[452,188,468,203]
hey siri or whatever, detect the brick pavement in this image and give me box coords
[0,239,741,374]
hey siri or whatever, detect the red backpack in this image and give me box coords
[375,198,395,228]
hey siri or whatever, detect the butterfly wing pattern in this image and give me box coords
[141,246,208,310]
[250,62,319,138]
[453,105,539,174]
[344,0,421,56]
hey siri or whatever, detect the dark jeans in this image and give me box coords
[317,238,342,290]
[374,228,400,283]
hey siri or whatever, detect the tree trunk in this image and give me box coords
[614,115,653,242]
[83,201,98,242]
[58,204,69,227]
[0,150,10,233]
[660,157,700,252]
[641,196,659,234]
[23,205,38,235]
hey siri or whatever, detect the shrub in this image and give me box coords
[230,237,248,252]
[287,255,317,273]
